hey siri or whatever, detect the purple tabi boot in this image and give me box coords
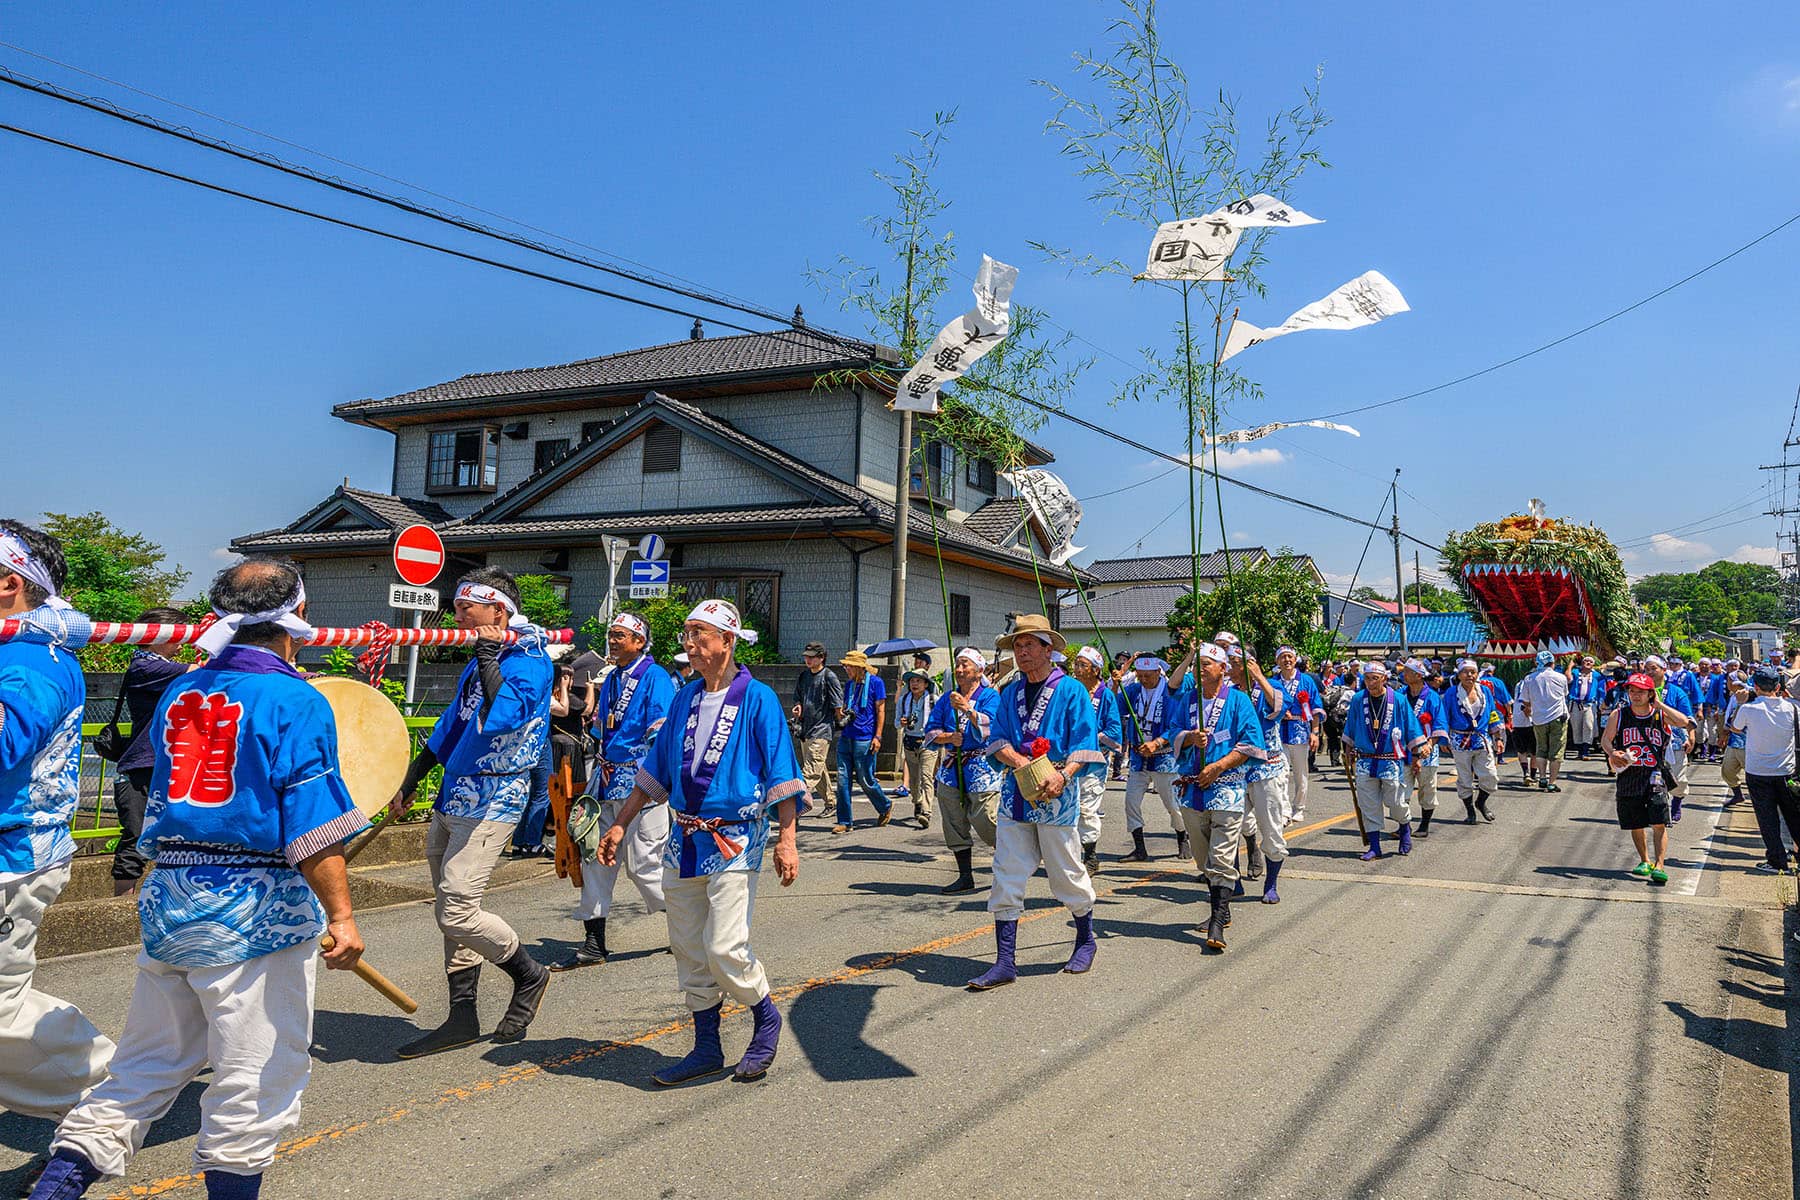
[733,996,783,1081]
[653,1002,727,1086]
[1397,823,1414,855]
[1262,857,1283,905]
[1361,832,1384,861]
[1063,911,1097,974]
[967,919,1018,990]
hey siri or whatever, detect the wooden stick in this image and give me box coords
[1342,749,1368,840]
[321,935,418,1014]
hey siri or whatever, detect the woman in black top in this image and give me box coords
[110,607,191,894]
[1600,671,1692,885]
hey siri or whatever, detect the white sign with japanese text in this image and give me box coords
[1218,270,1409,364]
[1138,215,1241,282]
[388,583,441,611]
[891,254,1018,414]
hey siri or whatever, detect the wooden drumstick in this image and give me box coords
[321,934,419,1014]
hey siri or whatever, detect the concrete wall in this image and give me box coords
[296,555,393,641]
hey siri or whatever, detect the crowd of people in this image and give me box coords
[2,510,1798,1199]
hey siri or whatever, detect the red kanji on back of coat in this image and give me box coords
[163,689,244,807]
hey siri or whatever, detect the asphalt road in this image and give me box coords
[4,756,1793,1200]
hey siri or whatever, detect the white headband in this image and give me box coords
[608,612,651,647]
[956,646,988,669]
[0,531,69,611]
[1363,661,1391,677]
[1050,651,1068,663]
[1196,643,1228,665]
[1276,645,1297,659]
[685,599,758,644]
[1134,656,1168,672]
[196,578,314,657]
[1075,646,1106,672]
[1457,659,1478,674]
[1403,658,1428,676]
[1213,631,1239,646]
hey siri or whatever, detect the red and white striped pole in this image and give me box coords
[0,620,573,648]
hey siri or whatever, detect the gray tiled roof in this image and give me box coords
[334,329,883,417]
[335,487,454,527]
[962,497,1029,545]
[1079,549,1269,584]
[1060,583,1187,629]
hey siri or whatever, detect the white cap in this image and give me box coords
[1196,643,1228,665]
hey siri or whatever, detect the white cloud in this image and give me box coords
[1784,75,1800,114]
[1209,446,1288,470]
[1730,543,1781,566]
[1649,532,1713,560]
[209,546,239,562]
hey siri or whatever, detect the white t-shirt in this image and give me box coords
[1516,668,1569,723]
[1730,694,1798,776]
[688,686,731,781]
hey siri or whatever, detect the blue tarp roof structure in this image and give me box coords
[1352,612,1480,648]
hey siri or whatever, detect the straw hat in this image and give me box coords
[995,613,1067,653]
[839,649,872,671]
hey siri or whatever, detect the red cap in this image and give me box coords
[1626,672,1655,692]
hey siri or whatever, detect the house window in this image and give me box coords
[426,427,498,493]
[681,573,779,643]
[965,456,996,494]
[642,426,682,474]
[580,419,610,443]
[533,438,570,472]
[949,592,971,637]
[909,434,953,502]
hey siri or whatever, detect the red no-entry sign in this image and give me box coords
[392,524,445,587]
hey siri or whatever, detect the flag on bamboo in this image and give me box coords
[1138,214,1241,281]
[1004,468,1085,567]
[1218,270,1409,364]
[892,255,1018,414]
[1214,193,1322,229]
[1206,419,1361,446]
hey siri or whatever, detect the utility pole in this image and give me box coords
[888,242,918,641]
[1391,469,1409,659]
[1414,550,1423,606]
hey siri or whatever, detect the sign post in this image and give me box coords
[629,558,670,599]
[391,525,446,710]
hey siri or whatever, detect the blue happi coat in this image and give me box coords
[985,670,1102,826]
[1442,682,1502,751]
[1405,683,1448,766]
[1345,686,1428,780]
[1658,680,1695,748]
[1273,671,1321,746]
[139,645,366,967]
[591,653,675,802]
[1171,683,1265,812]
[428,634,553,823]
[1122,679,1177,772]
[1568,668,1605,707]
[0,609,85,877]
[634,669,809,877]
[1247,685,1287,783]
[925,682,1004,794]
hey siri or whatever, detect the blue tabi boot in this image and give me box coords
[733,996,783,1081]
[1397,823,1414,855]
[653,1002,727,1086]
[204,1171,262,1200]
[1262,857,1283,905]
[1063,911,1097,974]
[1360,832,1384,861]
[966,919,1018,990]
[28,1150,104,1200]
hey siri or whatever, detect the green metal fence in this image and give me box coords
[72,717,442,854]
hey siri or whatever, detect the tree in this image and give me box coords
[578,587,781,667]
[513,575,572,631]
[1402,582,1464,612]
[1037,0,1328,642]
[1349,586,1389,605]
[1165,551,1321,662]
[41,511,189,619]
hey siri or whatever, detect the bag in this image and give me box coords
[568,793,605,863]
[92,683,131,763]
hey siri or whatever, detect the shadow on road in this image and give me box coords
[480,1035,669,1092]
[313,1008,439,1064]
[790,982,916,1081]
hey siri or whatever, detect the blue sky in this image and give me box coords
[4,1,1799,600]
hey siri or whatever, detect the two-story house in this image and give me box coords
[231,326,1079,660]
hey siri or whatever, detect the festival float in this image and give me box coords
[1440,509,1643,660]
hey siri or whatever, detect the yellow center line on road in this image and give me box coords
[109,808,1357,1198]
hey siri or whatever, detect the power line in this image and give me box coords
[1286,208,1800,425]
[4,117,1441,553]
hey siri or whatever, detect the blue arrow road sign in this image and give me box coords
[631,560,671,585]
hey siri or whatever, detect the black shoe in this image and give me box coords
[1416,812,1433,838]
[1203,886,1228,952]
[1463,801,1478,825]
[1244,834,1264,880]
[1175,831,1190,859]
[1123,829,1150,862]
[554,917,608,971]
[1081,840,1100,875]
[396,966,483,1059]
[941,848,978,894]
[1475,791,1495,822]
[493,947,550,1041]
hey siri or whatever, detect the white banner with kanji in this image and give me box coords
[892,255,1018,414]
[1206,418,1361,446]
[1214,193,1322,229]
[1005,468,1085,566]
[1138,215,1241,282]
[1218,270,1409,363]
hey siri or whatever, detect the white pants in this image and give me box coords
[1667,741,1690,799]
[576,799,669,919]
[53,941,317,1178]
[663,869,768,1012]
[1283,742,1311,817]
[1568,704,1598,747]
[1244,763,1290,861]
[1355,773,1411,832]
[989,816,1096,922]
[1451,743,1499,799]
[1124,769,1181,833]
[1076,773,1105,844]
[1411,759,1439,814]
[0,860,113,1119]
